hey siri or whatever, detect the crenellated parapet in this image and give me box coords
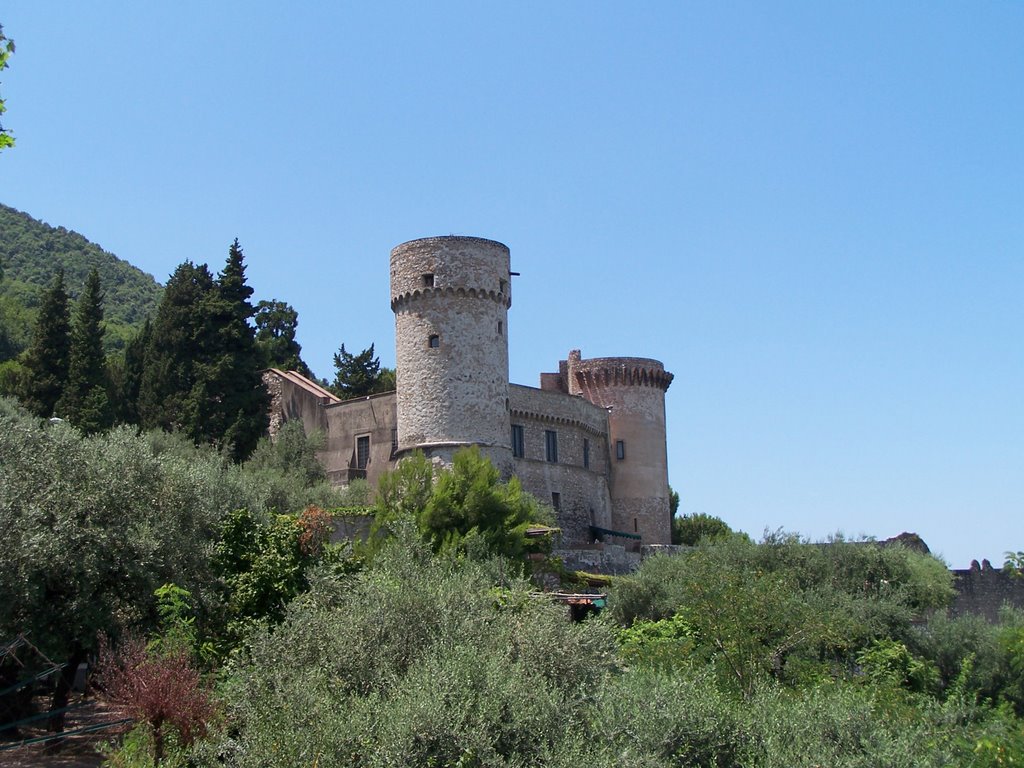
[571,357,674,393]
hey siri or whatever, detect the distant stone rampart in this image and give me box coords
[951,559,1024,623]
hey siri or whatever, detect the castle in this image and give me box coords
[263,236,674,550]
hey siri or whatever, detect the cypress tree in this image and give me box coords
[138,243,268,460]
[56,268,111,433]
[138,261,218,437]
[208,239,269,461]
[21,269,71,417]
[114,317,151,425]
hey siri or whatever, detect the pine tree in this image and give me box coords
[56,268,111,433]
[21,269,71,417]
[331,343,382,399]
[206,239,268,461]
[254,299,312,377]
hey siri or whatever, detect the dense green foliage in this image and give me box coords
[213,532,614,768]
[203,240,271,461]
[136,242,269,459]
[0,397,349,663]
[375,448,553,561]
[206,530,1024,767]
[331,342,395,399]
[0,204,162,358]
[671,511,733,546]
[55,268,112,432]
[253,299,312,377]
[18,269,71,416]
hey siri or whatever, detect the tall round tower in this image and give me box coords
[391,236,512,470]
[565,352,674,545]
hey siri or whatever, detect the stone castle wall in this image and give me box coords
[509,384,614,544]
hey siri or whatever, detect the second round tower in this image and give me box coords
[391,236,513,469]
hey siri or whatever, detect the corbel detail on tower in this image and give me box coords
[509,407,608,438]
[391,285,511,312]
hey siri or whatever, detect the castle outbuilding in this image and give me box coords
[263,236,674,549]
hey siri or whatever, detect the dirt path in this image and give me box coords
[0,696,128,768]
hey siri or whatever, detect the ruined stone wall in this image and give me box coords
[261,369,330,440]
[952,561,1024,623]
[391,236,512,470]
[509,384,613,546]
[553,545,640,576]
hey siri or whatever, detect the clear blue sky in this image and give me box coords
[2,3,1021,568]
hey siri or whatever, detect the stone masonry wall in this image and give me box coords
[322,391,398,489]
[509,384,613,545]
[560,353,674,545]
[391,237,511,460]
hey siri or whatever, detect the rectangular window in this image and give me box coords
[356,435,370,469]
[616,440,625,460]
[511,424,524,458]
[391,428,398,454]
[551,492,561,511]
[583,438,590,469]
[423,273,434,287]
[428,334,440,348]
[545,430,558,463]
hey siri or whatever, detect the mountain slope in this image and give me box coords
[0,203,162,357]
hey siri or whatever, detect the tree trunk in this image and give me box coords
[153,719,165,765]
[48,644,85,734]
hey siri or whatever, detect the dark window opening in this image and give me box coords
[551,492,561,511]
[616,440,625,460]
[391,428,398,454]
[423,273,434,287]
[499,278,507,293]
[497,320,503,335]
[428,334,440,348]
[583,438,590,469]
[545,430,558,463]
[634,518,638,533]
[356,435,370,470]
[511,424,524,458]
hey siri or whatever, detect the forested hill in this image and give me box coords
[0,203,162,356]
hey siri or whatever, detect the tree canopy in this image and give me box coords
[254,299,312,377]
[375,447,553,561]
[136,243,268,459]
[331,342,393,399]
[19,269,71,417]
[56,268,112,433]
